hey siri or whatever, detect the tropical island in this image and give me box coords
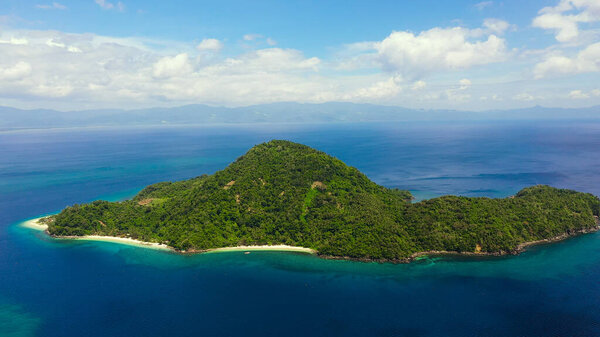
[38,140,600,262]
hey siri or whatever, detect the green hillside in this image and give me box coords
[47,140,600,261]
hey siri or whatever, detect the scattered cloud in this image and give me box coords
[531,1,600,81]
[344,76,403,100]
[474,1,493,10]
[513,93,536,101]
[568,89,589,99]
[566,88,600,99]
[243,34,263,41]
[35,2,67,10]
[442,79,473,102]
[153,53,192,78]
[95,0,125,11]
[0,61,32,80]
[480,94,502,101]
[67,45,82,53]
[216,48,320,73]
[44,38,81,52]
[196,38,223,52]
[411,80,426,90]
[46,39,65,48]
[95,0,112,9]
[482,18,514,35]
[532,0,600,43]
[331,42,380,71]
[533,42,600,78]
[0,30,330,106]
[0,37,28,45]
[2,0,600,110]
[459,78,472,89]
[374,26,507,79]
[242,34,277,47]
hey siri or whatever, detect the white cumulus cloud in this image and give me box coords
[568,89,590,99]
[533,42,600,78]
[532,0,600,43]
[374,26,507,79]
[0,61,32,80]
[411,80,426,90]
[483,18,514,35]
[0,37,28,45]
[46,39,65,48]
[153,53,192,78]
[0,29,331,106]
[459,78,472,89]
[345,76,403,100]
[196,38,223,52]
[211,48,320,74]
[0,16,598,111]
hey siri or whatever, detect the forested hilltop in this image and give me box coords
[47,140,600,261]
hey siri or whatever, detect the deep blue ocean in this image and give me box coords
[2,121,600,337]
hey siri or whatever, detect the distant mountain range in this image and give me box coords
[1,102,599,130]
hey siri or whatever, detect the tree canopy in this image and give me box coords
[48,140,600,261]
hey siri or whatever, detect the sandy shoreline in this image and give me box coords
[203,245,316,254]
[21,217,171,251]
[20,217,50,230]
[63,235,172,250]
[20,217,315,254]
[21,216,599,261]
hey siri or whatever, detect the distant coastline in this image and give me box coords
[3,102,600,132]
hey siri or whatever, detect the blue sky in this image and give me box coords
[0,0,599,110]
[3,0,551,54]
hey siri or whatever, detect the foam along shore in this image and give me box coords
[20,217,171,251]
[204,245,316,254]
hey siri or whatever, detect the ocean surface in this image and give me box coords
[2,120,600,337]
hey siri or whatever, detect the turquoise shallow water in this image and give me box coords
[2,121,600,336]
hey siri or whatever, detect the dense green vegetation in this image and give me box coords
[47,140,600,261]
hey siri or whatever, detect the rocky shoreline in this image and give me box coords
[319,219,600,264]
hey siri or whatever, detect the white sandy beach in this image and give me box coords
[70,235,172,250]
[20,217,49,230]
[205,245,316,254]
[69,238,313,254]
[21,217,315,254]
[20,217,171,251]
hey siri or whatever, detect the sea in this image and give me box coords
[1,120,600,337]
